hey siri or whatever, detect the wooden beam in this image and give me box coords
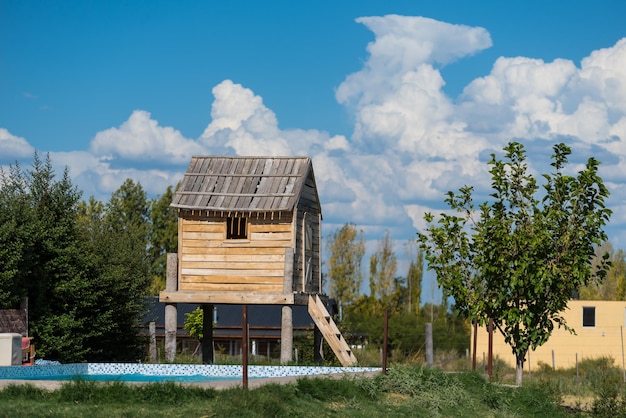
[159,291,299,305]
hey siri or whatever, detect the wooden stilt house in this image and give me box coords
[159,156,356,366]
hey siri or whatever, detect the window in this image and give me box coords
[582,306,596,327]
[226,217,248,239]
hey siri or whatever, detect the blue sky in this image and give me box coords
[2,1,626,301]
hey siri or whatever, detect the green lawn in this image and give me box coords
[0,365,597,417]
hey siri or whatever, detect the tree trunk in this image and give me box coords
[515,353,525,386]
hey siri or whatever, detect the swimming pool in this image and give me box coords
[0,363,380,383]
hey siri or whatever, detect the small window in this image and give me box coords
[582,306,596,327]
[226,217,247,239]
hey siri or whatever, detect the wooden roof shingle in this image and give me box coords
[171,156,319,213]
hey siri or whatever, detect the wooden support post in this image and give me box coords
[202,304,214,364]
[281,247,294,364]
[425,322,434,367]
[149,321,157,363]
[165,253,178,363]
[280,305,293,364]
[383,310,389,374]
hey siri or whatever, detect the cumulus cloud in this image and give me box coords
[0,128,35,162]
[199,80,349,157]
[3,14,626,251]
[90,110,204,165]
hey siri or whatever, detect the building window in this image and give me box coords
[582,306,596,327]
[226,217,247,239]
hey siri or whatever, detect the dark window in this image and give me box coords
[226,217,247,239]
[582,306,596,327]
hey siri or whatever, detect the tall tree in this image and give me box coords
[579,242,626,300]
[148,184,179,294]
[0,156,152,361]
[95,179,152,360]
[406,249,423,315]
[0,162,29,307]
[418,142,611,386]
[327,223,366,313]
[369,230,397,309]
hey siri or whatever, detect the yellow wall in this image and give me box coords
[472,300,626,370]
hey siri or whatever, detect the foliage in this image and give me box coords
[369,230,398,309]
[579,242,626,300]
[0,156,151,362]
[148,184,179,294]
[344,299,470,359]
[184,307,204,341]
[418,141,612,386]
[405,248,423,315]
[327,223,366,312]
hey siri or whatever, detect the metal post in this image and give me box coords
[488,319,493,379]
[202,304,214,364]
[242,305,249,390]
[472,319,478,371]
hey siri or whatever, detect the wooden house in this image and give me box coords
[159,156,356,366]
[160,156,321,305]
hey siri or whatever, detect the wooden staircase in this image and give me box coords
[307,295,358,366]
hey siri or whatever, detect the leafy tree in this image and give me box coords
[327,223,365,313]
[0,156,153,362]
[406,248,423,315]
[369,230,398,309]
[0,154,95,360]
[579,242,626,300]
[418,142,611,385]
[148,184,179,294]
[92,180,151,361]
[184,307,204,341]
[0,162,29,307]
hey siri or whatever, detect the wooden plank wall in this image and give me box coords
[294,171,321,293]
[179,214,294,293]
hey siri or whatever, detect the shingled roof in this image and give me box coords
[171,156,318,213]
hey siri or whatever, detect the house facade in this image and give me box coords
[472,300,626,370]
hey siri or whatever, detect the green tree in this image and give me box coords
[327,223,365,313]
[0,163,29,307]
[148,184,179,294]
[92,179,152,361]
[406,248,423,315]
[579,242,626,300]
[369,230,397,309]
[0,156,152,362]
[418,142,611,386]
[1,154,96,361]
[184,307,204,341]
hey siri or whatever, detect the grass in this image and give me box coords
[0,366,588,418]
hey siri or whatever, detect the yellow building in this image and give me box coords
[473,300,626,370]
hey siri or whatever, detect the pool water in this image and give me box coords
[0,363,380,382]
[26,373,236,383]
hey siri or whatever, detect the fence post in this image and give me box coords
[425,322,434,367]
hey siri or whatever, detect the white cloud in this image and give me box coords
[90,110,203,164]
[0,128,34,161]
[3,15,626,253]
